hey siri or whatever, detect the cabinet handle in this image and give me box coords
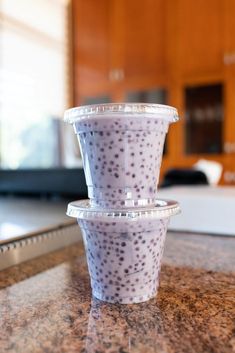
[109,69,125,82]
[224,171,235,183]
[119,69,125,80]
[224,142,231,153]
[224,142,235,153]
[224,53,235,65]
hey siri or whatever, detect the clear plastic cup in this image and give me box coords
[67,199,180,304]
[64,103,179,209]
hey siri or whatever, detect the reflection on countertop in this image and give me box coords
[0,197,70,242]
[0,231,234,353]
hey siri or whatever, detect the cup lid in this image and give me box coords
[64,103,179,124]
[66,199,180,221]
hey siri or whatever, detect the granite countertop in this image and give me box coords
[0,231,234,353]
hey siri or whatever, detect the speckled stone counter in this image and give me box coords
[0,232,234,353]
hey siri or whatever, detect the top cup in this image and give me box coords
[64,103,179,208]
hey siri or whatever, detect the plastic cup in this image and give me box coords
[66,199,180,304]
[64,103,179,208]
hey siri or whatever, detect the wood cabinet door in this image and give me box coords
[224,65,235,157]
[176,0,224,77]
[224,0,235,61]
[224,0,235,147]
[111,0,167,85]
[224,0,235,172]
[72,0,111,101]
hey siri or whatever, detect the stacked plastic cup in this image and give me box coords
[65,103,180,304]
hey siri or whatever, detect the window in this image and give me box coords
[0,0,70,169]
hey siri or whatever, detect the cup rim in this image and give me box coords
[64,103,179,124]
[66,199,180,221]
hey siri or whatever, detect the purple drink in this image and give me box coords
[65,104,179,209]
[67,199,180,304]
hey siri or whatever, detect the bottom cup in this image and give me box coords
[67,199,180,304]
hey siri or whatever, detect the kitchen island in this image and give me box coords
[0,231,234,353]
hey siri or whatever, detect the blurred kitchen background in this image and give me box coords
[0,0,235,269]
[1,0,235,252]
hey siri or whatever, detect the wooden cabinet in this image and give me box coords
[224,0,235,61]
[224,0,235,156]
[176,0,225,77]
[224,67,235,153]
[71,0,235,185]
[72,0,167,104]
[111,0,167,84]
[164,0,235,185]
[72,0,111,99]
